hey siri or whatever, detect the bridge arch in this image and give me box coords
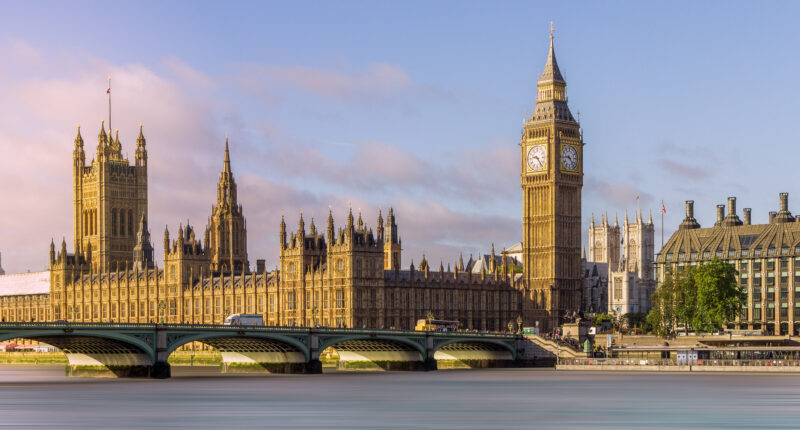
[166,331,310,373]
[432,338,517,359]
[0,329,155,376]
[319,334,427,370]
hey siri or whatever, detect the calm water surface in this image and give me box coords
[1,365,799,429]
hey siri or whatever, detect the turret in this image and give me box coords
[96,120,108,159]
[49,239,56,265]
[326,210,334,247]
[135,123,147,167]
[280,216,287,249]
[163,225,170,256]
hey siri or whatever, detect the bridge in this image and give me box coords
[0,323,522,378]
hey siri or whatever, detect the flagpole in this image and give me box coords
[661,202,664,250]
[108,76,111,133]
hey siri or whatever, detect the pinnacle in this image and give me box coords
[539,26,565,84]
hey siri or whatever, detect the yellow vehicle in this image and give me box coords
[414,319,460,332]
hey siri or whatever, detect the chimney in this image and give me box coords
[256,259,265,274]
[769,211,777,223]
[716,204,725,225]
[780,193,789,212]
[744,208,752,225]
[728,197,736,217]
[686,200,694,219]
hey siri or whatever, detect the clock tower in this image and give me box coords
[521,26,583,331]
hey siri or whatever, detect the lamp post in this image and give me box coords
[158,301,166,324]
[507,320,514,333]
[426,310,434,332]
[517,315,523,335]
[311,306,318,328]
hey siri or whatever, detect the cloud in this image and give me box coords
[585,177,654,209]
[236,62,456,105]
[658,159,709,180]
[0,41,510,274]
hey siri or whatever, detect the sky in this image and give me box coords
[2,1,800,273]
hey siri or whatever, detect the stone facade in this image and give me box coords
[520,29,583,330]
[657,194,800,335]
[586,211,656,316]
[0,29,585,332]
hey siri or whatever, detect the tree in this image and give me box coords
[692,258,745,333]
[646,258,745,337]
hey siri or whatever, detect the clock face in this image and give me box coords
[526,145,547,171]
[561,145,578,170]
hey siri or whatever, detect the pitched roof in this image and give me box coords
[0,271,50,296]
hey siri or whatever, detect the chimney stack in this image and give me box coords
[744,208,752,225]
[780,193,789,212]
[716,204,725,225]
[769,211,777,224]
[686,200,694,219]
[256,259,266,274]
[728,197,736,216]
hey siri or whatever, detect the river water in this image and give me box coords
[1,365,799,429]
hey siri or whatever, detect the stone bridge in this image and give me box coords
[0,323,522,378]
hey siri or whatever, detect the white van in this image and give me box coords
[223,314,264,326]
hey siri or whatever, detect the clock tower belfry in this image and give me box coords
[521,26,583,331]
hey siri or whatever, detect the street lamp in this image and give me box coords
[426,310,434,331]
[507,320,514,333]
[517,315,523,335]
[158,301,166,324]
[311,306,318,328]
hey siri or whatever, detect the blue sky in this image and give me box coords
[2,1,800,272]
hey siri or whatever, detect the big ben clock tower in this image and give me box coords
[521,25,583,331]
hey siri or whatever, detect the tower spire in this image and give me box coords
[223,135,231,175]
[539,21,565,85]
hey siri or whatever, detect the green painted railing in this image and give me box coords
[0,322,517,339]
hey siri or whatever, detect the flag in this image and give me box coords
[661,201,666,214]
[107,87,111,94]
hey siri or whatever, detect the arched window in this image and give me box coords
[112,209,117,236]
[128,210,134,236]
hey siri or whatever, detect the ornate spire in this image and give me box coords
[648,209,653,225]
[136,123,146,147]
[590,213,595,227]
[97,120,108,153]
[223,135,231,175]
[614,213,619,227]
[74,125,84,149]
[539,22,565,85]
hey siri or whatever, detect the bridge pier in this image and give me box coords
[151,325,171,378]
[306,330,323,374]
[424,333,438,371]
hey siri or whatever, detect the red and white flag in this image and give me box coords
[106,87,111,94]
[661,201,666,214]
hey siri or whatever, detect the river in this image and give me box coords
[1,365,799,429]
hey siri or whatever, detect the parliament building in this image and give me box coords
[0,30,585,332]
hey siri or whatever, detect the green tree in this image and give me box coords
[692,258,744,333]
[647,272,677,337]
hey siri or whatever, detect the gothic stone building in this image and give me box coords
[0,30,585,332]
[657,194,800,335]
[584,211,656,316]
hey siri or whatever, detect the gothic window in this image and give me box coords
[323,291,329,309]
[269,295,275,312]
[112,209,117,236]
[258,297,264,313]
[306,292,311,309]
[170,300,177,316]
[128,210,133,236]
[335,290,344,308]
[287,292,296,310]
[337,259,344,273]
